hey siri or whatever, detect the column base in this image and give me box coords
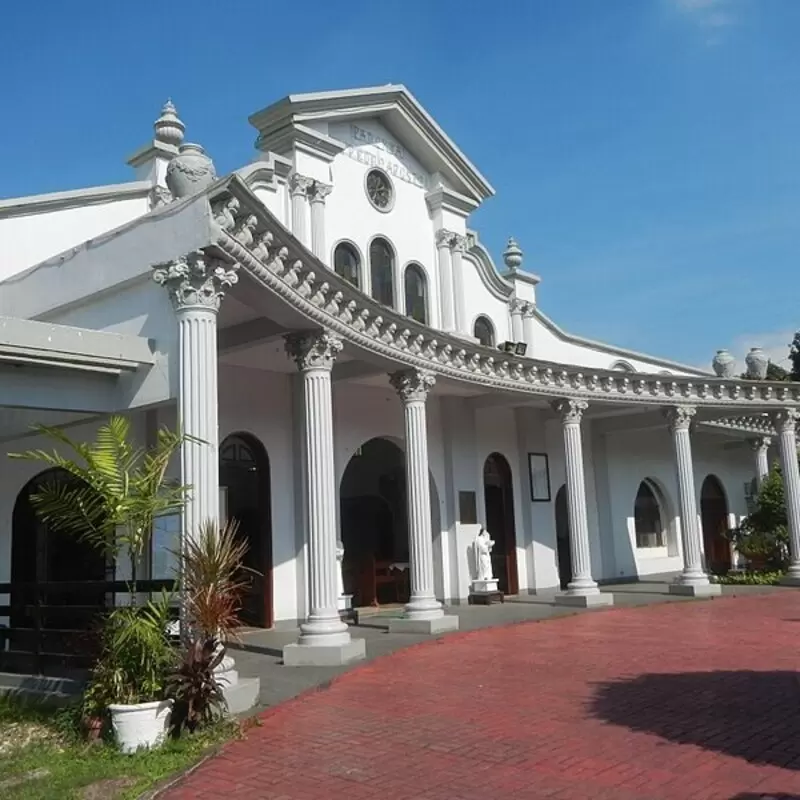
[555,591,614,608]
[669,582,722,597]
[388,615,460,635]
[283,637,366,667]
[780,574,800,586]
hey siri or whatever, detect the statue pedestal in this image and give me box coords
[468,578,504,605]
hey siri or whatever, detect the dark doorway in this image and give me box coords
[10,469,107,662]
[554,485,573,590]
[219,433,272,628]
[700,475,731,574]
[340,438,410,607]
[482,453,519,595]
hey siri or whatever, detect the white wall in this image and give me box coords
[0,196,149,282]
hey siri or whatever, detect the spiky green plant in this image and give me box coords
[9,415,189,599]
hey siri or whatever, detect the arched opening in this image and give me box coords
[634,480,665,549]
[340,438,409,607]
[482,453,518,594]
[10,468,107,662]
[333,242,361,289]
[554,484,573,590]
[700,474,731,573]
[474,316,495,348]
[404,263,428,324]
[219,433,273,627]
[369,237,395,308]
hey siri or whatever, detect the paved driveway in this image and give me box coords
[165,593,800,799]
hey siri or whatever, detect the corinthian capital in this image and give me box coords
[748,436,772,451]
[664,405,696,433]
[771,408,800,434]
[389,368,436,404]
[289,173,313,196]
[435,228,455,248]
[451,233,467,253]
[284,331,343,372]
[509,298,525,315]
[152,251,238,312]
[552,398,588,424]
[307,180,333,203]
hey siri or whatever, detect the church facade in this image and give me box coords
[1,85,799,667]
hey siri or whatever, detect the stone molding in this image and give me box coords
[664,405,696,433]
[390,369,436,404]
[152,251,238,312]
[192,179,800,413]
[284,331,343,372]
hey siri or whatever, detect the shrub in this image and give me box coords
[167,636,225,734]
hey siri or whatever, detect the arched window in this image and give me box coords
[333,242,360,289]
[634,480,664,548]
[404,264,428,324]
[369,237,394,307]
[611,360,635,373]
[473,316,495,348]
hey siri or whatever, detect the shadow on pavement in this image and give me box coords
[590,670,800,771]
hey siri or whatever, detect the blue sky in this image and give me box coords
[2,0,799,369]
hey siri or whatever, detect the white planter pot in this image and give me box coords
[108,699,173,754]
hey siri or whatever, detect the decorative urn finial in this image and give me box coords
[711,349,736,378]
[165,143,217,199]
[745,346,768,380]
[154,99,185,149]
[503,237,523,271]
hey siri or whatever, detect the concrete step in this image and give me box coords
[223,676,260,715]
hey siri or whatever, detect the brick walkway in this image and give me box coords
[165,594,800,799]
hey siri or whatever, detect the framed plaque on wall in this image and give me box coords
[528,452,551,502]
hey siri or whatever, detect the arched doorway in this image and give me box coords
[700,475,731,574]
[219,433,272,628]
[482,453,519,595]
[10,469,107,659]
[554,485,573,590]
[340,438,409,607]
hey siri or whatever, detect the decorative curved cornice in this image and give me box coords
[463,229,513,302]
[284,330,343,372]
[152,251,238,312]
[194,176,800,412]
[390,368,436,404]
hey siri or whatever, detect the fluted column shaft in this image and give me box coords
[665,406,708,585]
[510,301,524,342]
[451,235,467,335]
[286,332,350,645]
[553,399,598,595]
[772,410,800,580]
[522,305,535,354]
[290,174,311,249]
[750,436,771,488]
[308,181,332,261]
[390,369,443,620]
[435,231,455,332]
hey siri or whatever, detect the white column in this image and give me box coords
[522,303,535,354]
[510,299,524,342]
[388,369,459,634]
[451,234,468,335]
[435,229,455,332]
[552,399,612,607]
[664,406,720,596]
[153,253,235,542]
[308,181,332,261]
[749,436,771,488]
[771,409,800,584]
[289,174,311,249]
[283,331,365,665]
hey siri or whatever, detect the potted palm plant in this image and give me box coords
[9,416,189,751]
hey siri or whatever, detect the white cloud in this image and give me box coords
[670,0,739,39]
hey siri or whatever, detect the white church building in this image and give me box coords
[1,85,799,668]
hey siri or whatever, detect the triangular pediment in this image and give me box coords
[248,85,495,204]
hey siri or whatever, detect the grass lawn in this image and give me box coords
[0,693,241,799]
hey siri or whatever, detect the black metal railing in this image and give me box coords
[0,579,178,677]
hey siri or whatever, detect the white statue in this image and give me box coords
[335,539,345,598]
[473,527,495,582]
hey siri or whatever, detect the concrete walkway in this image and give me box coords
[228,577,788,712]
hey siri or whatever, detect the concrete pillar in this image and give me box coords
[522,303,535,355]
[510,299,524,342]
[552,399,612,607]
[388,369,459,634]
[435,229,455,332]
[771,410,800,585]
[664,406,720,596]
[289,174,311,249]
[451,234,468,336]
[308,181,332,261]
[283,331,365,666]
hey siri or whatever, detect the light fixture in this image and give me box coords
[500,341,516,353]
[514,342,527,357]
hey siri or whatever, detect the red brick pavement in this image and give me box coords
[165,594,800,799]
